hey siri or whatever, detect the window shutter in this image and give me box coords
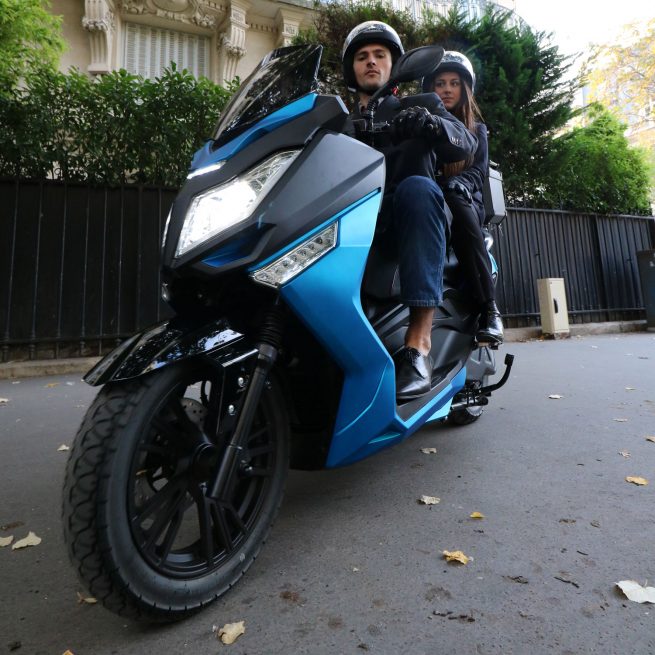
[123,22,209,79]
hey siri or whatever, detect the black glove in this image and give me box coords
[390,106,442,144]
[445,179,472,204]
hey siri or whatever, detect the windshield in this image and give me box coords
[213,44,322,147]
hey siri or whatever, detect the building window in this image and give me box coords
[123,22,210,79]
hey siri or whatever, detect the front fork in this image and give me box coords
[207,307,284,501]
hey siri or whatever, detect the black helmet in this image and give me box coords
[342,21,404,92]
[422,50,476,93]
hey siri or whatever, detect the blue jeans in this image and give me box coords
[391,176,446,307]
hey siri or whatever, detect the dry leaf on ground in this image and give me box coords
[44,383,59,388]
[63,651,75,655]
[418,495,440,505]
[626,476,649,486]
[616,580,655,603]
[214,621,245,644]
[11,531,41,550]
[469,512,485,519]
[57,444,70,452]
[420,447,437,455]
[548,394,563,399]
[618,451,631,458]
[625,387,636,391]
[443,550,469,564]
[646,437,655,443]
[614,418,628,422]
[76,592,97,604]
[0,536,14,547]
[0,398,9,404]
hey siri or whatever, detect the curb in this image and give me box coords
[0,321,650,380]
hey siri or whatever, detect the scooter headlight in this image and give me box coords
[176,149,300,258]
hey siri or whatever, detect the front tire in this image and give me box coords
[62,362,289,622]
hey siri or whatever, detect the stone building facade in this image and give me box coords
[54,0,315,85]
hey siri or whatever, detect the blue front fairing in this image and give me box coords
[190,94,318,174]
[280,193,465,468]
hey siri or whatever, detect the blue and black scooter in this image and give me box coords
[62,44,513,621]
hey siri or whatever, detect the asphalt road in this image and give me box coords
[1,333,654,655]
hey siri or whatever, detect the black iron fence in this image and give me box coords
[491,208,655,327]
[1,178,654,361]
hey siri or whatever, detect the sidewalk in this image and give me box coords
[0,321,649,380]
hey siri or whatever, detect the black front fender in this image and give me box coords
[84,317,255,386]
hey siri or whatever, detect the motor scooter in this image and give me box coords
[62,43,513,621]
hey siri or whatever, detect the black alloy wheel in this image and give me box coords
[62,361,289,622]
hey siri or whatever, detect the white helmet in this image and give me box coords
[422,50,476,92]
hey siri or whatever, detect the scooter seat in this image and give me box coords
[362,244,464,302]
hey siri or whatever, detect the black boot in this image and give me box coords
[476,301,504,344]
[394,347,433,401]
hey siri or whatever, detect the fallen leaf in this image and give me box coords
[57,444,70,452]
[626,476,649,486]
[44,383,59,388]
[613,418,628,422]
[214,621,245,644]
[76,592,97,604]
[11,531,41,549]
[443,550,469,564]
[418,495,440,505]
[616,580,655,603]
[63,651,75,655]
[352,567,359,572]
[0,536,14,547]
[420,447,437,455]
[618,451,631,458]
[0,398,9,404]
[548,394,563,399]
[625,387,636,391]
[469,512,485,519]
[646,437,655,443]
[590,520,601,528]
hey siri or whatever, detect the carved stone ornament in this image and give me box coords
[83,0,115,73]
[152,0,189,10]
[121,0,217,27]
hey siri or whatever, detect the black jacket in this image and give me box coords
[343,93,478,200]
[437,121,488,225]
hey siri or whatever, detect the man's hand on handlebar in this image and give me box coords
[390,106,443,144]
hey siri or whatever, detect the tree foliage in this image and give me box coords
[584,19,655,132]
[296,1,578,203]
[541,105,651,215]
[0,0,64,93]
[0,66,231,187]
[583,19,655,208]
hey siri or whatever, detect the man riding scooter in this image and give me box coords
[342,21,478,400]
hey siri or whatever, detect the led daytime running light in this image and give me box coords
[251,223,338,288]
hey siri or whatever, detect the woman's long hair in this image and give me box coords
[440,76,483,178]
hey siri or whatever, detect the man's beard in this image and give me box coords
[358,78,384,94]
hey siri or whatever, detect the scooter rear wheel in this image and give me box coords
[62,362,288,622]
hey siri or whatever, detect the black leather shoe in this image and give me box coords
[395,347,433,401]
[476,301,504,344]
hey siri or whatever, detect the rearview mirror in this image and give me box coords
[369,45,444,105]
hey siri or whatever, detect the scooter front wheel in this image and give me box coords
[62,362,289,622]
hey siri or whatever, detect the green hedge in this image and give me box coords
[0,65,233,187]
